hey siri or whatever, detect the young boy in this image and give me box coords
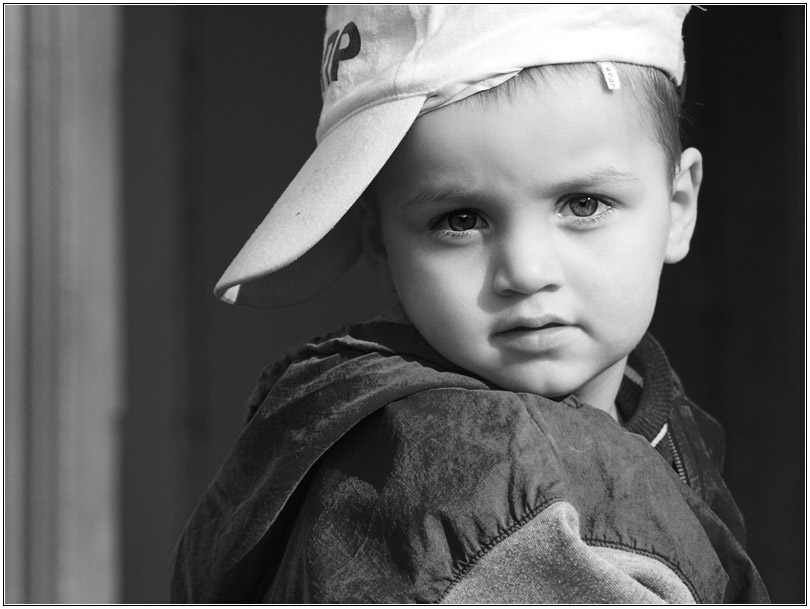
[171,6,769,603]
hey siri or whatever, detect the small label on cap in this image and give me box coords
[599,62,621,90]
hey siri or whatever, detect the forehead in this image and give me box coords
[374,71,665,202]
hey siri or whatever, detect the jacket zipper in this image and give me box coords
[667,432,688,484]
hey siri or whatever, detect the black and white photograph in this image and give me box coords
[4,4,805,604]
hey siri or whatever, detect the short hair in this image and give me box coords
[461,62,683,182]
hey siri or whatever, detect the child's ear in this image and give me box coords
[359,195,397,292]
[665,147,702,263]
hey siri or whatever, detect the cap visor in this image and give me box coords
[215,95,427,308]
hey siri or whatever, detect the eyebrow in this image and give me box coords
[403,168,641,209]
[403,186,485,209]
[551,167,642,192]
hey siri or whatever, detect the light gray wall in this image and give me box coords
[5,5,123,602]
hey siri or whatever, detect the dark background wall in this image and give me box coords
[120,6,805,603]
[653,6,805,602]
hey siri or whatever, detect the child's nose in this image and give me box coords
[491,229,565,296]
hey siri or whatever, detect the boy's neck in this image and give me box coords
[574,356,629,421]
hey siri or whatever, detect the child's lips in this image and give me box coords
[493,317,578,351]
[511,322,565,331]
[493,314,572,334]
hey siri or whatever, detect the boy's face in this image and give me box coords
[367,73,699,410]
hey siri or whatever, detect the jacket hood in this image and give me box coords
[171,308,494,602]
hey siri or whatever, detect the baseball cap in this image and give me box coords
[215,4,691,307]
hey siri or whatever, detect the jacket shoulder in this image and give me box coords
[679,399,727,472]
[267,386,734,603]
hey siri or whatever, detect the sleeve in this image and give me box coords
[441,501,695,604]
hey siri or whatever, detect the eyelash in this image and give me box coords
[428,195,616,239]
[429,210,487,239]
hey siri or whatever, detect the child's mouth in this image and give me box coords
[494,319,576,352]
[510,322,566,332]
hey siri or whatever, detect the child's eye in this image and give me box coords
[430,210,487,237]
[565,195,605,217]
[558,194,615,227]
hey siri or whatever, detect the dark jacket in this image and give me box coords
[170,310,769,603]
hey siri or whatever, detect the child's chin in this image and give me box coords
[488,370,585,400]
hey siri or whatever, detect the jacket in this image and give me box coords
[170,308,769,603]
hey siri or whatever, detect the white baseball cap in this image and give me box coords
[215,4,691,307]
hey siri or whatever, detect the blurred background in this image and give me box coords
[4,5,805,604]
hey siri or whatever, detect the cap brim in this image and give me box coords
[215,95,427,308]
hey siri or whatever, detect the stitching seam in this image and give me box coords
[439,496,565,600]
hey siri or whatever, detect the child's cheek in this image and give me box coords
[575,229,665,322]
